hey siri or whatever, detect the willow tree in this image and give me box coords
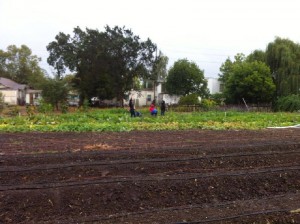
[266,37,300,97]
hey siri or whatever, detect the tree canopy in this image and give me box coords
[266,37,300,97]
[47,26,157,104]
[0,45,47,89]
[166,59,209,97]
[221,56,275,104]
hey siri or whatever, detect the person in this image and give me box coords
[135,110,142,117]
[129,98,135,117]
[160,100,166,116]
[149,100,157,116]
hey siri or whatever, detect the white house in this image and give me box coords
[206,77,222,94]
[124,77,222,107]
[26,89,42,105]
[0,77,43,106]
[0,77,28,105]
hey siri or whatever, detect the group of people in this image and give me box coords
[129,98,166,117]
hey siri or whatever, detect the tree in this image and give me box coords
[246,50,266,63]
[166,59,209,97]
[149,51,169,100]
[218,53,245,84]
[47,26,157,105]
[224,60,275,104]
[0,45,47,89]
[152,51,169,82]
[41,77,69,110]
[266,37,300,97]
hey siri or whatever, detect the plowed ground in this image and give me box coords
[0,129,300,223]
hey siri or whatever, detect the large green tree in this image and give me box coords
[166,59,209,97]
[0,45,47,88]
[41,76,69,110]
[224,60,275,104]
[246,50,266,63]
[266,37,300,97]
[47,26,157,105]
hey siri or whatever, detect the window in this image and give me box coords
[147,94,152,102]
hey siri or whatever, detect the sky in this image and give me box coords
[1,0,300,78]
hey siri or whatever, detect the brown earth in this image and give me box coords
[0,129,300,224]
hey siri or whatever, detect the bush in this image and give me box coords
[201,99,217,110]
[0,92,5,113]
[210,93,226,105]
[3,106,20,117]
[37,98,54,114]
[274,95,300,112]
[179,94,200,105]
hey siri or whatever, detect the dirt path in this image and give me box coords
[0,129,300,223]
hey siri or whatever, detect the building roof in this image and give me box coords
[0,77,27,90]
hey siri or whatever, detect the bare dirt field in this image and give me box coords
[0,129,300,223]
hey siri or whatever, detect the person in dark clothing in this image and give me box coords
[129,98,135,117]
[160,100,166,115]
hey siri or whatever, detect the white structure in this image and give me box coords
[125,89,154,107]
[26,89,42,105]
[124,77,222,107]
[206,77,222,94]
[0,77,27,105]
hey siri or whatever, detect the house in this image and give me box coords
[125,77,223,107]
[124,89,154,107]
[0,77,43,106]
[26,89,42,106]
[0,77,28,105]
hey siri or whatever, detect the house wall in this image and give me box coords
[0,90,18,105]
[26,92,42,105]
[125,90,154,107]
[207,77,221,94]
[158,93,180,105]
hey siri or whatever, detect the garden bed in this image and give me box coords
[1,129,300,223]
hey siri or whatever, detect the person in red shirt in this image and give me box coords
[149,100,157,116]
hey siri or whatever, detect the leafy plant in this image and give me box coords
[274,94,300,112]
[37,99,53,114]
[0,108,299,132]
[179,93,200,105]
[0,92,5,113]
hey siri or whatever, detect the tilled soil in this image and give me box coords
[0,129,300,223]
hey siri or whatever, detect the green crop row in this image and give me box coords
[0,108,299,132]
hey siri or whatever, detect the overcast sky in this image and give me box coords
[1,0,300,78]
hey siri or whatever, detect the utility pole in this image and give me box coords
[153,48,158,103]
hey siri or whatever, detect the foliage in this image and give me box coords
[2,106,20,117]
[41,77,69,110]
[152,51,169,82]
[246,50,266,63]
[274,94,300,112]
[0,108,300,132]
[210,93,225,105]
[220,54,275,104]
[178,93,200,105]
[166,59,209,97]
[47,26,157,104]
[0,92,5,113]
[219,53,246,84]
[266,37,300,97]
[0,45,47,88]
[201,99,217,110]
[37,98,54,114]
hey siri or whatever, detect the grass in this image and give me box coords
[0,107,299,132]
